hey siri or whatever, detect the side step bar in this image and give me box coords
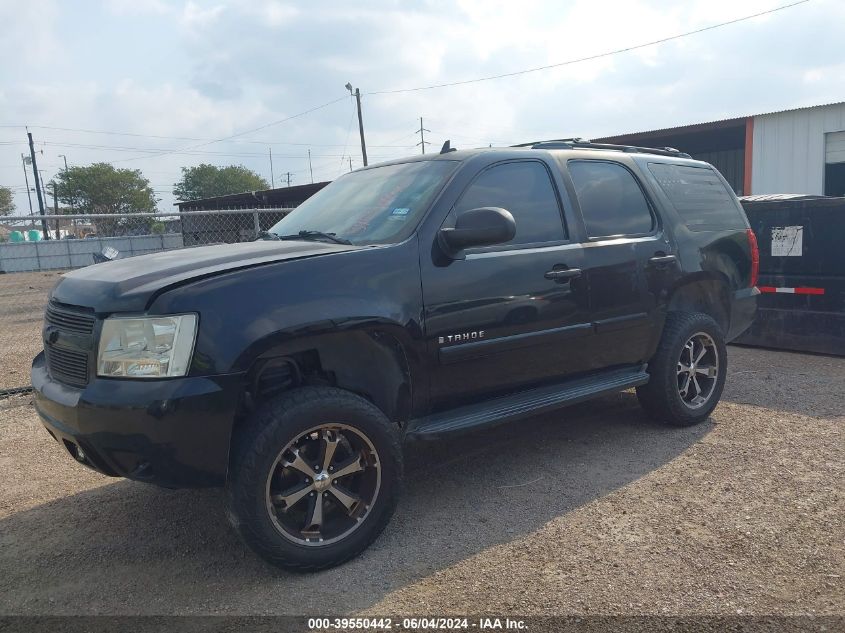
[406,366,649,441]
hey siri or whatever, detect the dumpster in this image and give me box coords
[735,194,845,355]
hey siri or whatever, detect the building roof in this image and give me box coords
[175,181,330,210]
[594,101,845,143]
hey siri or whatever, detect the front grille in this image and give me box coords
[44,301,95,387]
[45,346,89,387]
[45,301,96,334]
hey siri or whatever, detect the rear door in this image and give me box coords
[421,159,594,408]
[564,159,674,367]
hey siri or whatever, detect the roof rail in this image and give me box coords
[513,138,692,159]
[510,137,590,148]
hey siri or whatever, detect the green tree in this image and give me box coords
[0,185,15,214]
[54,163,157,235]
[173,164,269,202]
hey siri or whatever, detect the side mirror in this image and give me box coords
[438,207,516,255]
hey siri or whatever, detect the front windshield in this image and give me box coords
[268,160,457,245]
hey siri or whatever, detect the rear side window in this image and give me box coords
[455,161,565,246]
[568,160,654,238]
[648,163,746,230]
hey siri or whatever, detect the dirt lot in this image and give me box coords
[0,337,842,616]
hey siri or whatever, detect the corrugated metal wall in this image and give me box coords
[826,130,845,163]
[752,103,845,194]
[692,149,745,194]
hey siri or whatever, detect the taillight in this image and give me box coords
[746,228,759,288]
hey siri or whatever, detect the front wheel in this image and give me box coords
[226,387,402,571]
[637,312,727,426]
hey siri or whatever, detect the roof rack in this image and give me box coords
[512,138,692,159]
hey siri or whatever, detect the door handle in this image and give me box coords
[544,268,582,280]
[648,254,677,267]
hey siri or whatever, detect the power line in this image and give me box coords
[34,140,396,159]
[0,124,413,148]
[337,98,356,178]
[368,0,811,94]
[113,95,350,162]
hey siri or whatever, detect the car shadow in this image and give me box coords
[723,345,845,418]
[0,392,710,615]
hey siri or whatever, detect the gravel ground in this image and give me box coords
[0,271,61,391]
[0,343,841,616]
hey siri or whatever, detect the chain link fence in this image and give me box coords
[0,208,293,273]
[0,209,292,396]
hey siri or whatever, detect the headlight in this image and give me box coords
[97,314,198,378]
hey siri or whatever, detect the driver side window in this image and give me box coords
[455,161,566,247]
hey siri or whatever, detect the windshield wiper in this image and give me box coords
[255,230,281,241]
[278,230,352,245]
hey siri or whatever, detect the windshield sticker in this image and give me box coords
[391,207,411,216]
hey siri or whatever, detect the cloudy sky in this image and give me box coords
[1,0,843,211]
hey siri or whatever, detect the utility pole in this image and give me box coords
[27,132,49,238]
[285,172,292,187]
[345,83,368,166]
[269,148,275,188]
[348,157,353,172]
[416,117,431,154]
[49,182,60,240]
[39,171,48,212]
[20,154,34,215]
[308,149,314,183]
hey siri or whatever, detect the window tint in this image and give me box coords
[569,161,654,238]
[455,161,565,245]
[648,163,746,230]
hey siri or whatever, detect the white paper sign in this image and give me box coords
[771,225,803,256]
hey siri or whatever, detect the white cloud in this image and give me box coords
[253,1,299,26]
[0,0,61,66]
[104,0,174,16]
[1,0,843,212]
[181,1,225,29]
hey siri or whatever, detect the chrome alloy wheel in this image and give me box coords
[677,332,720,409]
[265,424,381,546]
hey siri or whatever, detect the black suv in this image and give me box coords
[32,140,759,571]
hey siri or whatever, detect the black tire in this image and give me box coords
[636,311,727,427]
[226,386,402,572]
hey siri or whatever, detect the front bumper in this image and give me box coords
[32,352,244,488]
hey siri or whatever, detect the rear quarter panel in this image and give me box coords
[633,157,754,292]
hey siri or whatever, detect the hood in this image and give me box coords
[51,240,363,313]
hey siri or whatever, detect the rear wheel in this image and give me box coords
[226,387,402,571]
[637,312,727,426]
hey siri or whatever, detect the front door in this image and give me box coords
[421,159,593,410]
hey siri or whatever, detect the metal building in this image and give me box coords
[175,181,329,211]
[595,101,845,197]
